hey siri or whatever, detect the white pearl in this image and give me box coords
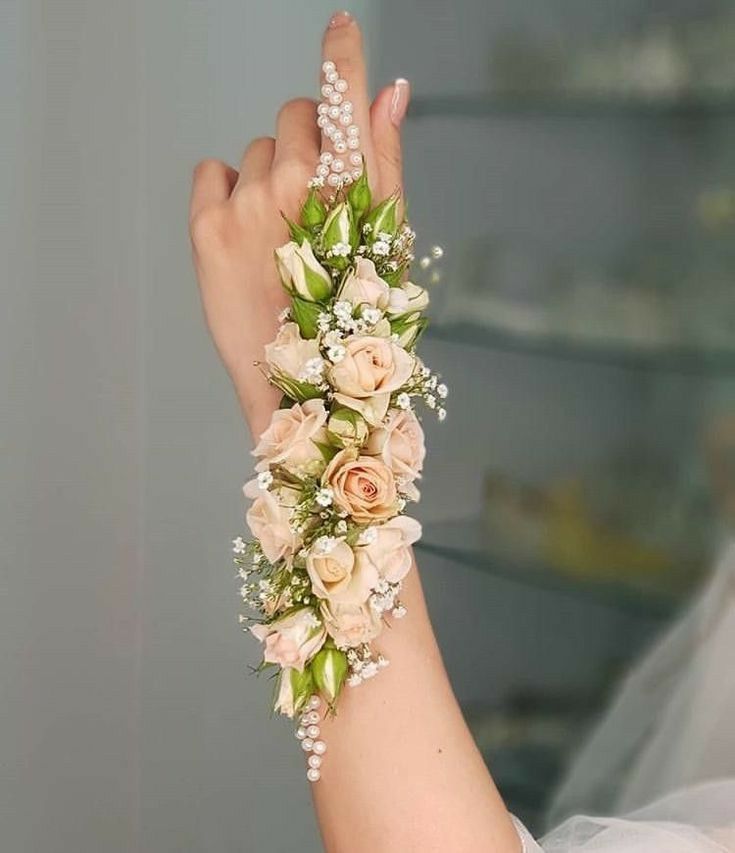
[308,754,322,769]
[332,129,344,141]
[347,138,360,150]
[342,173,353,185]
[317,103,328,115]
[316,164,329,178]
[341,100,353,114]
[328,105,340,119]
[349,153,362,166]
[295,727,307,740]
[347,125,359,137]
[326,70,338,84]
[324,124,336,138]
[321,84,333,97]
[339,113,351,126]
[308,696,322,711]
[302,738,314,752]
[317,115,329,128]
[312,740,327,755]
[322,60,336,74]
[334,141,347,154]
[327,174,341,187]
[351,169,362,180]
[329,92,343,105]
[305,711,320,725]
[307,768,321,783]
[335,78,348,92]
[319,151,333,165]
[332,159,345,173]
[306,725,320,738]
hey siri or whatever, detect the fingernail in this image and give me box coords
[390,78,410,126]
[328,10,353,28]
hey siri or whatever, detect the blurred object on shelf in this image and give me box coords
[482,447,712,599]
[489,9,735,99]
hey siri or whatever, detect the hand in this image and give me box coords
[189,11,410,439]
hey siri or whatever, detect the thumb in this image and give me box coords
[370,78,410,202]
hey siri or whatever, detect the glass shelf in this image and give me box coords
[409,93,735,121]
[426,321,735,377]
[416,518,688,618]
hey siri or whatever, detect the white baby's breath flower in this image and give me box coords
[396,392,411,410]
[257,470,274,489]
[392,604,407,619]
[335,519,348,534]
[362,307,382,325]
[331,242,351,258]
[315,487,333,508]
[327,344,346,363]
[232,537,247,555]
[437,407,447,422]
[372,240,390,256]
[317,312,331,332]
[425,394,436,410]
[377,231,393,243]
[357,526,377,545]
[314,535,337,555]
[277,307,291,323]
[347,674,362,687]
[437,383,448,399]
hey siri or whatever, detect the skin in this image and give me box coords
[190,11,521,853]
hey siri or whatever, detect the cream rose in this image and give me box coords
[386,280,429,314]
[250,608,326,672]
[264,322,321,382]
[306,537,378,604]
[329,335,415,400]
[323,449,399,523]
[366,408,426,500]
[355,516,422,584]
[339,258,391,309]
[245,486,299,564]
[253,399,328,473]
[320,600,383,649]
[275,240,332,302]
[332,391,390,427]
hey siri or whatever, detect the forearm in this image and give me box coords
[312,558,520,853]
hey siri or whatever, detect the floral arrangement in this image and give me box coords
[232,61,446,783]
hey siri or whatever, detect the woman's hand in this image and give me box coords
[189,11,409,439]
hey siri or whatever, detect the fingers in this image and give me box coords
[190,159,238,221]
[369,78,410,201]
[273,97,321,181]
[320,11,377,187]
[237,136,276,185]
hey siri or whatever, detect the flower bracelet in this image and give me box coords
[232,61,447,783]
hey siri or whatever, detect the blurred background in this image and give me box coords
[2,0,734,850]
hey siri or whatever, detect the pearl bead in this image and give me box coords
[302,738,314,752]
[341,100,353,114]
[322,60,335,74]
[324,124,336,137]
[325,70,338,84]
[321,84,333,97]
[335,79,348,93]
[339,113,351,126]
[328,105,340,119]
[305,711,320,725]
[308,696,321,711]
[295,727,307,740]
[316,164,329,178]
[312,740,327,755]
[307,768,321,783]
[308,754,322,769]
[317,103,328,115]
[347,125,359,137]
[332,159,345,173]
[307,725,320,738]
[347,138,360,150]
[332,129,344,141]
[327,174,341,187]
[334,141,347,154]
[319,151,333,165]
[342,173,353,185]
[317,115,328,128]
[329,92,343,105]
[351,169,362,180]
[349,153,362,166]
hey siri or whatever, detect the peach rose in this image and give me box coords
[355,516,422,584]
[245,486,299,564]
[253,399,328,474]
[306,537,378,604]
[323,449,399,523]
[250,608,326,672]
[329,335,415,400]
[386,280,429,314]
[339,258,408,313]
[320,600,383,649]
[366,409,426,500]
[264,322,321,381]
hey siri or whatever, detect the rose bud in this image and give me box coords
[312,646,348,705]
[301,188,327,230]
[364,193,399,240]
[328,407,369,448]
[275,240,333,302]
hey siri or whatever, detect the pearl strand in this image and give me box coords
[294,694,327,782]
[310,60,363,191]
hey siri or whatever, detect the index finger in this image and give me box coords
[316,12,376,192]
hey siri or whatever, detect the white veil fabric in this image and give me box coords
[513,541,735,850]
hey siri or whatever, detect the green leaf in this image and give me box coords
[300,189,327,229]
[281,211,311,244]
[313,440,339,464]
[347,161,371,223]
[291,295,322,338]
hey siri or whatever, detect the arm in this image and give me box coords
[189,12,521,852]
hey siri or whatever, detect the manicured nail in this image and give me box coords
[390,78,410,126]
[328,10,353,28]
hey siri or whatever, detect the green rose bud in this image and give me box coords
[275,665,315,717]
[390,314,427,350]
[364,193,399,241]
[290,295,322,339]
[347,163,371,223]
[327,407,369,448]
[312,646,348,706]
[322,202,357,268]
[301,189,327,230]
[275,239,333,302]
